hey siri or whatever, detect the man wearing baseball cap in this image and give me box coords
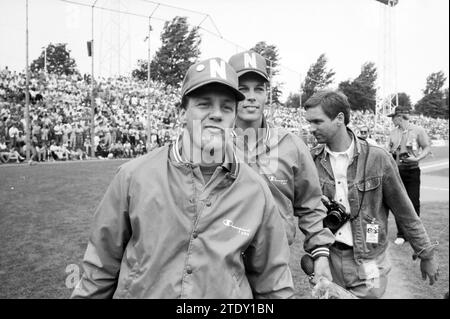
[229,50,335,284]
[387,105,431,245]
[71,57,295,299]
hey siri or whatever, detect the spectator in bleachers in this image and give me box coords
[0,137,9,163]
[357,125,378,146]
[49,141,69,161]
[0,65,447,166]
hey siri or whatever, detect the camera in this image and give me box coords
[399,152,410,162]
[321,196,351,233]
[392,152,409,161]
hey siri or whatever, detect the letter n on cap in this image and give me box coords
[244,52,257,68]
[209,59,227,80]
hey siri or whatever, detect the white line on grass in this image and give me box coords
[421,186,449,191]
[422,161,449,170]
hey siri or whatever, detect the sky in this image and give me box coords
[0,0,448,103]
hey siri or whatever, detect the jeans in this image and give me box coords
[329,246,391,299]
[396,167,421,239]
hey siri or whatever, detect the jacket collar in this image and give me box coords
[170,132,239,178]
[232,115,272,150]
[313,127,362,160]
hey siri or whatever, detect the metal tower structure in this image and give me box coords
[376,0,399,117]
[98,0,132,78]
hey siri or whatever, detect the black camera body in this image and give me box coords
[399,152,410,160]
[321,196,351,233]
[392,151,410,161]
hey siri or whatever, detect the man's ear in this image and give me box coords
[337,112,345,125]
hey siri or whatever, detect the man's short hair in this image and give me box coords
[304,90,351,125]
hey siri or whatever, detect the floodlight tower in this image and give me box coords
[98,0,132,78]
[376,0,399,117]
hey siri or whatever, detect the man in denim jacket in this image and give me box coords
[304,90,439,298]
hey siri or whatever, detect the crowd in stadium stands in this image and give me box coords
[0,66,448,164]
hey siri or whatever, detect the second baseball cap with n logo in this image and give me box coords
[181,57,245,101]
[228,50,269,82]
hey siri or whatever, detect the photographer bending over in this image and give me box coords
[304,90,439,299]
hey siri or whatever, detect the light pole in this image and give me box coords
[24,0,31,161]
[90,0,98,158]
[269,60,273,107]
[145,4,159,148]
[42,46,47,76]
[299,75,303,109]
[145,18,152,146]
[298,75,303,135]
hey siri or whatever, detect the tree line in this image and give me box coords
[30,16,449,119]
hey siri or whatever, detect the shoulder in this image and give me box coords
[388,128,398,135]
[411,124,428,136]
[270,127,310,154]
[360,139,392,162]
[119,146,169,176]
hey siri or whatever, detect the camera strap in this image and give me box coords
[350,139,369,221]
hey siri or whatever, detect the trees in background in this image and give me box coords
[338,62,377,112]
[392,92,412,108]
[132,16,201,88]
[301,54,335,104]
[285,92,300,108]
[31,43,78,76]
[251,41,282,105]
[415,71,448,119]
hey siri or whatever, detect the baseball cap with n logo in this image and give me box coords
[181,57,245,101]
[228,50,269,82]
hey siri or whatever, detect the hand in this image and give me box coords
[312,256,333,285]
[420,257,439,285]
[401,155,419,163]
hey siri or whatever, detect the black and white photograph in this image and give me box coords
[0,0,448,304]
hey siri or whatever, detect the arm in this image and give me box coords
[244,188,295,299]
[404,127,431,163]
[293,137,334,259]
[383,150,439,285]
[416,127,431,160]
[71,167,132,298]
[386,134,393,152]
[382,153,434,259]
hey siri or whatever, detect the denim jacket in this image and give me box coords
[311,129,435,264]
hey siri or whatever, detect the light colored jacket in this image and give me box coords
[233,118,334,257]
[71,141,295,299]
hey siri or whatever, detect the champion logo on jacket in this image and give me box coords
[266,174,288,185]
[223,219,251,237]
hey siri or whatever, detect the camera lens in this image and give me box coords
[324,211,343,232]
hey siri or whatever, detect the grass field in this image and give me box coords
[0,155,448,299]
[424,143,450,164]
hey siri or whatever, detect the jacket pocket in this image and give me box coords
[279,198,296,245]
[357,253,391,279]
[226,266,246,298]
[357,176,381,192]
[115,252,140,298]
[319,179,335,199]
[264,177,296,245]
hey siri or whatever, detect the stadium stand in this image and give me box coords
[0,67,448,164]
